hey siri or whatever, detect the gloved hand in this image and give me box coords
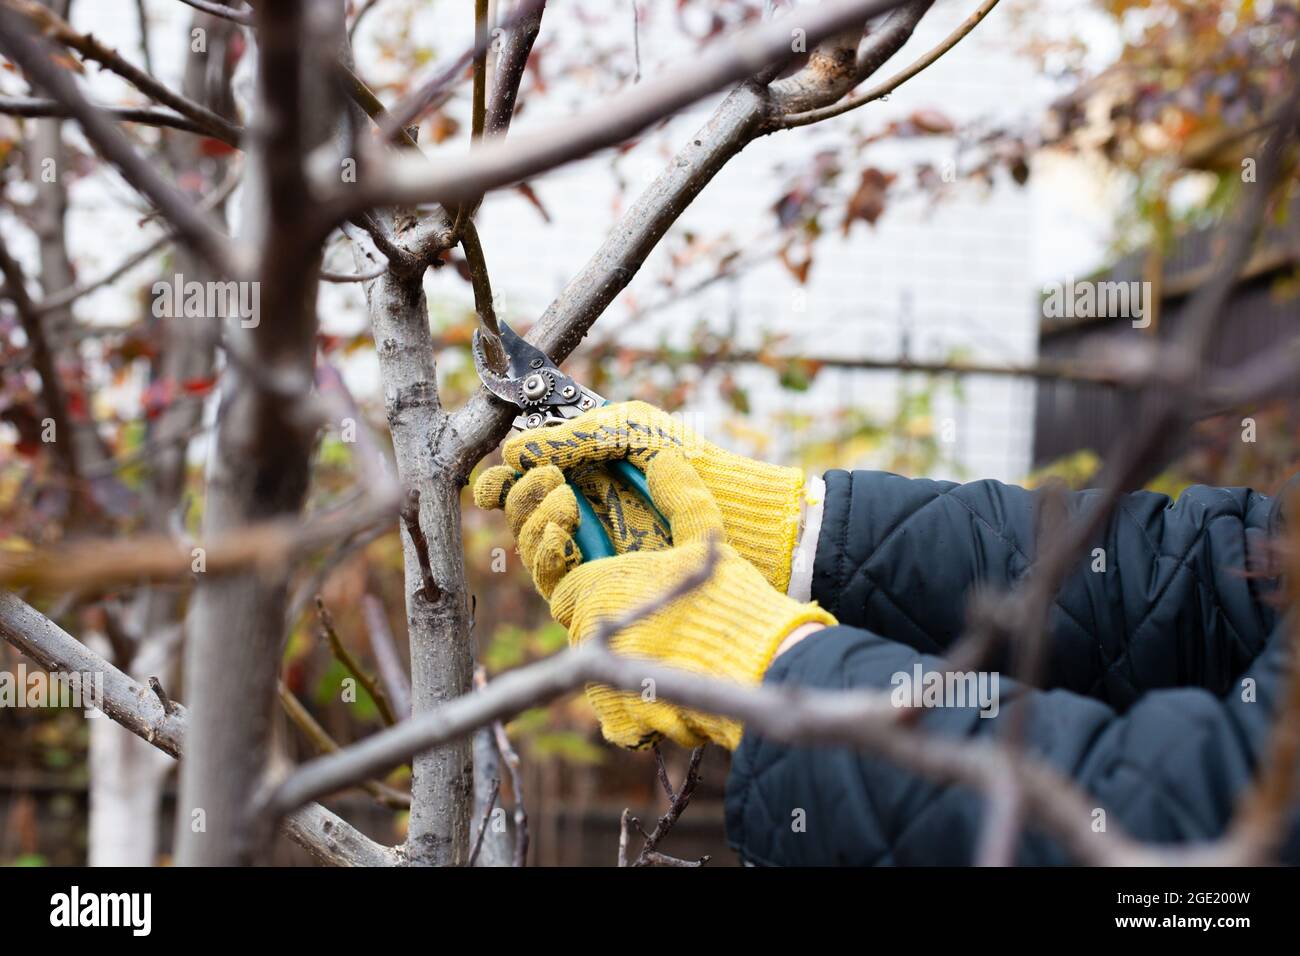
[476,401,810,591]
[473,449,836,749]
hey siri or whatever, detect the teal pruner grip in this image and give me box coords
[564,400,670,561]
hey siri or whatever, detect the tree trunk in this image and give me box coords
[357,224,473,866]
[88,9,234,869]
[175,0,337,866]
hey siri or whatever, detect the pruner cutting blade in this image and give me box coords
[472,318,669,562]
[472,318,600,429]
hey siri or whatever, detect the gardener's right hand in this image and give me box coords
[474,401,814,592]
[474,448,835,750]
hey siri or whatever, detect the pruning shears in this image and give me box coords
[472,318,668,562]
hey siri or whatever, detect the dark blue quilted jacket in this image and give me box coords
[724,469,1297,865]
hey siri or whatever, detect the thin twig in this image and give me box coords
[630,745,706,867]
[276,680,410,810]
[347,0,385,41]
[641,850,709,867]
[284,522,392,631]
[0,6,237,274]
[4,0,243,146]
[377,0,548,141]
[0,236,82,487]
[466,778,500,866]
[630,0,641,84]
[617,808,634,868]
[148,676,177,715]
[36,164,242,315]
[400,489,442,603]
[653,743,676,802]
[780,0,1001,128]
[314,596,399,728]
[474,667,528,865]
[173,0,253,26]
[0,95,223,138]
[133,0,154,75]
[320,261,389,283]
[363,593,411,719]
[458,219,506,369]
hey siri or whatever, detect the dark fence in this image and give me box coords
[1033,205,1300,467]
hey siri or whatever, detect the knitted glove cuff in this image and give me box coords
[692,450,807,593]
[587,551,837,750]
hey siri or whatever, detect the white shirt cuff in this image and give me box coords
[786,474,825,603]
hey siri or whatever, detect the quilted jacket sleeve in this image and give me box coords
[724,622,1300,866]
[810,469,1281,709]
[722,470,1295,865]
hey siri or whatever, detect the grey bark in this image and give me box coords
[471,726,512,866]
[353,213,473,866]
[175,0,340,866]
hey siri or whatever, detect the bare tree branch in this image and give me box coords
[0,489,398,593]
[332,0,914,216]
[473,667,525,865]
[174,0,253,27]
[376,0,548,140]
[315,596,399,728]
[484,0,546,137]
[0,235,83,487]
[3,0,244,145]
[35,164,242,314]
[466,777,500,866]
[0,94,237,139]
[364,592,411,718]
[134,0,154,75]
[626,745,708,867]
[347,0,385,40]
[320,260,388,282]
[781,0,1002,128]
[277,681,410,810]
[0,5,237,273]
[0,591,399,866]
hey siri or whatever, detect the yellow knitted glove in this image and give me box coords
[474,460,672,556]
[499,401,810,592]
[475,449,836,750]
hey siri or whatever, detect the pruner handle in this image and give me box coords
[566,457,669,562]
